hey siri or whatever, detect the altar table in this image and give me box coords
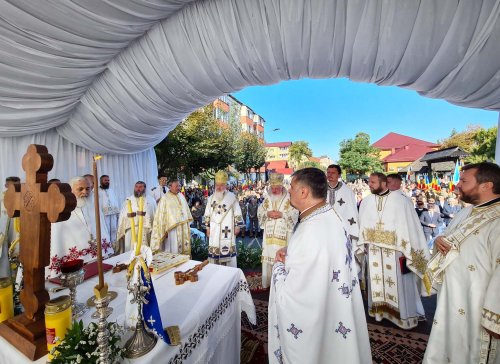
[0,253,256,363]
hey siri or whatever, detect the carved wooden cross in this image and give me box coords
[222,226,231,238]
[0,145,76,360]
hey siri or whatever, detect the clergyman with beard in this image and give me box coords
[257,172,298,288]
[357,172,430,330]
[203,170,244,267]
[98,174,121,248]
[115,181,157,254]
[150,178,193,254]
[423,162,500,363]
[48,176,112,278]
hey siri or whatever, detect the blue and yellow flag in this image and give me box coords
[141,269,170,344]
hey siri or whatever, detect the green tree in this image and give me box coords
[154,105,235,180]
[338,132,382,175]
[234,132,267,180]
[299,160,325,171]
[438,124,481,153]
[289,141,313,168]
[438,124,497,162]
[469,126,497,162]
[228,100,242,139]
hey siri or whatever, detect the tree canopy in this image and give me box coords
[288,141,313,168]
[154,105,235,180]
[469,126,497,162]
[338,132,382,175]
[438,124,497,162]
[234,132,267,179]
[438,124,481,153]
[300,160,324,171]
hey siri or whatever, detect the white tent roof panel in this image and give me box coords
[0,0,499,154]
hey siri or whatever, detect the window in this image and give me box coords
[214,108,229,123]
[247,109,254,119]
[219,95,230,104]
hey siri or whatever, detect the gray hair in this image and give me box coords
[69,176,88,188]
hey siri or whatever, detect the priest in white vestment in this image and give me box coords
[151,176,168,204]
[257,172,298,288]
[424,162,500,364]
[116,181,156,254]
[268,168,371,364]
[204,171,244,267]
[48,176,112,278]
[326,164,360,246]
[150,178,192,255]
[98,175,120,246]
[358,172,430,329]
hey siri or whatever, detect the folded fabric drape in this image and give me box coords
[1,0,500,154]
[0,130,158,205]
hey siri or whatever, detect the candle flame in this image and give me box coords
[94,155,103,161]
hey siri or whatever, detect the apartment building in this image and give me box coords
[213,95,265,140]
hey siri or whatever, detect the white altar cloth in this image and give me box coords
[0,253,256,364]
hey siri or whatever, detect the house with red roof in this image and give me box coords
[372,132,440,173]
[265,141,332,175]
[265,160,294,183]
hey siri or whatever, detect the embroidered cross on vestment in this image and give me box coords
[286,324,303,339]
[335,321,351,339]
[222,226,231,238]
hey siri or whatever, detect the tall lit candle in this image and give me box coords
[127,199,137,248]
[92,155,104,290]
[135,196,144,256]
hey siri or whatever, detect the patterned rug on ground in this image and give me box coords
[241,331,267,364]
[245,272,267,293]
[241,299,429,364]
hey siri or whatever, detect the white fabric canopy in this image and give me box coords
[1,0,499,186]
[0,129,157,204]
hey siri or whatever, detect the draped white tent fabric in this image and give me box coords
[1,0,500,199]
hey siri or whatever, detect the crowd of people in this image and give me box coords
[1,161,499,363]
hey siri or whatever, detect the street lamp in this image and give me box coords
[264,128,281,182]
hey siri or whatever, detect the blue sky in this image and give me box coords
[233,78,498,161]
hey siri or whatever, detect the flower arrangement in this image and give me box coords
[191,234,262,269]
[236,240,262,270]
[50,320,124,364]
[191,233,208,261]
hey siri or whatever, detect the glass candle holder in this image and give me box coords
[0,277,14,323]
[45,295,72,360]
